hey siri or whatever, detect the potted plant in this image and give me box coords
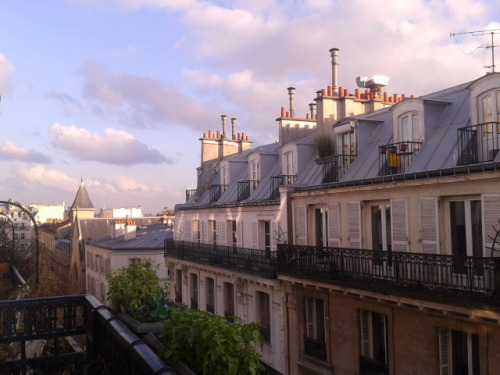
[106,258,171,334]
[316,134,334,160]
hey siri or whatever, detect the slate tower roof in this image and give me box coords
[70,179,94,210]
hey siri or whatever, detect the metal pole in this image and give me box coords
[0,201,39,289]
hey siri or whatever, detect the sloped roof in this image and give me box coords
[70,180,94,210]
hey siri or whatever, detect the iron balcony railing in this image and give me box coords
[269,175,297,200]
[0,295,177,375]
[275,244,500,299]
[378,141,422,175]
[208,184,228,203]
[164,239,276,278]
[457,122,500,165]
[316,154,357,183]
[237,180,259,202]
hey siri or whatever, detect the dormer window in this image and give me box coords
[479,90,500,123]
[250,160,260,181]
[221,166,229,187]
[284,151,297,175]
[399,112,420,142]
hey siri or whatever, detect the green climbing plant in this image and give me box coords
[161,308,264,375]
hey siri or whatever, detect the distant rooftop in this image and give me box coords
[90,223,172,250]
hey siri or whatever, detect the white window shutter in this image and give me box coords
[438,329,450,375]
[327,202,341,247]
[219,220,226,246]
[482,194,500,257]
[271,221,278,251]
[391,199,409,252]
[360,310,370,357]
[296,205,307,245]
[237,221,243,248]
[420,197,439,254]
[251,221,258,249]
[348,202,361,249]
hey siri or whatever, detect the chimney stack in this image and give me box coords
[287,87,296,118]
[221,115,227,138]
[309,102,316,119]
[231,117,237,139]
[329,48,339,96]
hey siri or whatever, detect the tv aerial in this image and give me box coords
[450,28,500,73]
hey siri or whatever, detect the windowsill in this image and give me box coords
[297,355,333,375]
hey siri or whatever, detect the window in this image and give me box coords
[479,90,500,123]
[449,200,482,273]
[315,208,328,249]
[439,329,479,375]
[304,297,326,361]
[284,151,297,176]
[258,221,271,256]
[227,220,237,248]
[399,112,420,142]
[221,166,229,187]
[337,129,356,155]
[190,273,198,309]
[206,277,215,313]
[479,90,500,159]
[371,204,392,266]
[223,282,235,319]
[257,291,271,343]
[360,310,388,374]
[175,269,182,304]
[208,220,217,245]
[250,159,260,184]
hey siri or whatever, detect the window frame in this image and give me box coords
[439,328,479,375]
[256,291,271,344]
[303,296,327,362]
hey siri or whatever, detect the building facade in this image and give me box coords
[169,48,500,375]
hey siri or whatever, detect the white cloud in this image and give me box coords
[0,141,51,163]
[49,123,172,165]
[12,164,78,191]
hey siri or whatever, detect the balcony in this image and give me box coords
[0,295,177,375]
[269,175,296,200]
[237,180,259,202]
[164,239,276,278]
[316,154,356,183]
[275,244,500,302]
[208,184,228,203]
[378,141,422,175]
[457,122,500,165]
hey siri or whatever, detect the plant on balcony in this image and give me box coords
[160,308,264,375]
[316,133,334,158]
[106,258,171,324]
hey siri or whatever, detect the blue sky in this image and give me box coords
[0,0,499,214]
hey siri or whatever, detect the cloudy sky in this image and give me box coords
[0,0,499,214]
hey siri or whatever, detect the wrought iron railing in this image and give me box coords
[0,295,177,375]
[237,180,259,202]
[164,239,276,278]
[316,154,357,183]
[269,175,297,200]
[457,122,500,165]
[378,141,422,175]
[208,184,228,203]
[275,244,500,299]
[304,337,327,361]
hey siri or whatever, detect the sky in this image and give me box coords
[0,0,499,215]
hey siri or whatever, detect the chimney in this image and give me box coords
[221,115,227,138]
[231,117,237,139]
[329,48,339,96]
[287,87,296,118]
[309,102,316,119]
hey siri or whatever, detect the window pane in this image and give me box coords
[470,200,483,258]
[451,330,469,375]
[450,201,467,258]
[482,94,493,123]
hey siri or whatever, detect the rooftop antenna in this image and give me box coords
[450,28,500,73]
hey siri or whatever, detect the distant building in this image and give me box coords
[85,221,170,305]
[98,206,143,219]
[30,203,66,224]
